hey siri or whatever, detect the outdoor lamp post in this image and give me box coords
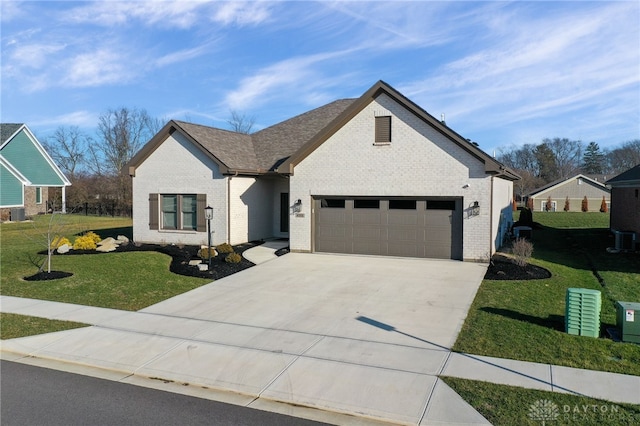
[204,205,213,268]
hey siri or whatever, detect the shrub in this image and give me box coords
[73,235,97,250]
[563,196,570,212]
[216,243,234,254]
[197,247,217,260]
[581,196,589,212]
[600,196,608,213]
[545,196,552,212]
[83,231,102,244]
[512,238,533,267]
[526,197,534,210]
[50,236,71,249]
[225,252,242,263]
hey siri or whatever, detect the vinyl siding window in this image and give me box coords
[375,116,391,144]
[35,187,42,204]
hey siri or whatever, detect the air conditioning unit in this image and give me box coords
[10,207,25,222]
[614,231,636,251]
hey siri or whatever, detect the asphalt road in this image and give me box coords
[0,360,328,426]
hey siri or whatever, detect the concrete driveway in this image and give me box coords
[2,253,489,425]
[138,253,489,423]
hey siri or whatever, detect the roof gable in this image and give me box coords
[607,164,640,186]
[0,123,71,186]
[276,81,519,180]
[527,174,608,197]
[127,81,519,180]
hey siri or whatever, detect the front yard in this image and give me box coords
[450,211,640,424]
[0,215,212,338]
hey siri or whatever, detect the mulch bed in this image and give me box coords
[27,241,262,281]
[24,271,74,281]
[484,253,551,280]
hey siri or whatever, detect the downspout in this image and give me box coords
[489,176,495,257]
[227,176,231,244]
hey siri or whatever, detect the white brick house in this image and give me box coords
[127,81,519,261]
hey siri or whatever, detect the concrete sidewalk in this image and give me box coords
[1,295,489,425]
[2,297,639,424]
[1,249,638,424]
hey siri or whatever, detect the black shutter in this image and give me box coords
[375,116,391,143]
[196,194,207,232]
[149,194,159,230]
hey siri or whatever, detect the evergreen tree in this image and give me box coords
[582,142,605,174]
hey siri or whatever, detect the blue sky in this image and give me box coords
[2,1,639,155]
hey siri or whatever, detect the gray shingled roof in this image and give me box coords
[0,123,24,146]
[172,121,258,171]
[168,99,356,173]
[252,99,356,171]
[607,164,640,185]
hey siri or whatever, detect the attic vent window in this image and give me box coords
[578,178,582,185]
[375,116,391,144]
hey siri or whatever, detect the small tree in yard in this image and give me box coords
[545,196,553,212]
[564,196,570,212]
[600,196,608,213]
[512,238,534,267]
[581,196,589,212]
[24,213,73,274]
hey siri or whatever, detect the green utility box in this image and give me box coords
[616,301,640,344]
[566,288,601,338]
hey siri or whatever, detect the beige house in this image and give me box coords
[525,174,610,212]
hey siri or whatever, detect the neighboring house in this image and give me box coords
[525,174,610,212]
[606,164,640,248]
[127,81,519,261]
[0,123,71,220]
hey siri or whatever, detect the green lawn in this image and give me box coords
[0,313,88,339]
[453,211,640,376]
[1,215,211,311]
[441,376,640,426]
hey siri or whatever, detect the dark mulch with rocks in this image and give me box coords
[484,253,551,280]
[29,241,262,281]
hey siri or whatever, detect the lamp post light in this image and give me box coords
[204,205,213,269]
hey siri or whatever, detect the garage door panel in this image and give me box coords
[314,197,461,260]
[352,211,381,225]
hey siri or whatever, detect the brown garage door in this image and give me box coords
[314,197,462,260]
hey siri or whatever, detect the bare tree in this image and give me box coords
[542,137,583,180]
[43,126,88,178]
[88,107,157,175]
[227,110,255,134]
[87,107,159,215]
[608,140,640,174]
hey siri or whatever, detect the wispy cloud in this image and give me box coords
[155,41,218,67]
[32,110,97,129]
[64,1,271,29]
[401,2,639,135]
[212,1,271,26]
[224,49,359,110]
[63,49,134,88]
